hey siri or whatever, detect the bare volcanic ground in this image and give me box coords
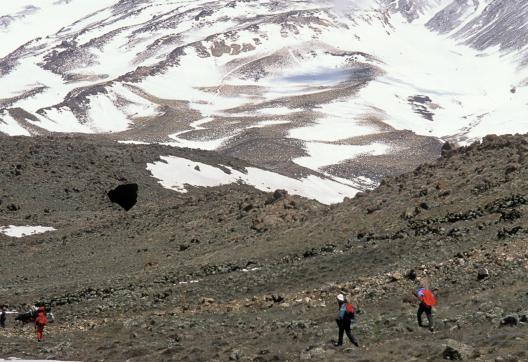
[0,134,527,361]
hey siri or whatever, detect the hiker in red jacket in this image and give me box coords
[334,294,359,347]
[34,306,48,342]
[416,286,436,331]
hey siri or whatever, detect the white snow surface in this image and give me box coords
[0,0,115,58]
[147,156,361,204]
[288,106,383,142]
[293,142,391,170]
[0,112,31,136]
[250,120,291,129]
[0,225,56,238]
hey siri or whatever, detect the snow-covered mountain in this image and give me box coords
[1,0,527,202]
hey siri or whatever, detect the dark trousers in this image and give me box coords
[336,319,358,346]
[36,324,45,341]
[417,302,433,328]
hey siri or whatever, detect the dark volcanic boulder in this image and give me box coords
[442,339,475,360]
[500,315,518,327]
[108,183,138,211]
[477,268,489,280]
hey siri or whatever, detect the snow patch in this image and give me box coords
[147,156,361,204]
[118,140,149,145]
[178,280,200,285]
[249,120,291,128]
[293,142,391,170]
[166,135,234,151]
[0,225,56,238]
[288,106,382,142]
[86,95,132,133]
[0,112,31,136]
[32,108,92,133]
[166,117,237,150]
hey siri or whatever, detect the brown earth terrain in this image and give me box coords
[0,133,527,361]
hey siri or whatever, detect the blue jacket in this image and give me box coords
[338,304,347,320]
[337,303,354,322]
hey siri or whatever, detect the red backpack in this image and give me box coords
[345,303,355,317]
[421,290,437,307]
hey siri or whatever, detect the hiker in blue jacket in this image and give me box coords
[334,294,359,347]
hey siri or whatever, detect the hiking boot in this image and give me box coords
[352,341,359,347]
[333,342,343,347]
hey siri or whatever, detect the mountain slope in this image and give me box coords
[0,133,527,361]
[1,0,528,201]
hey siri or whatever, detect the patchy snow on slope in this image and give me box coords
[293,142,391,170]
[0,225,56,238]
[118,140,149,145]
[3,0,526,144]
[0,0,115,58]
[288,106,382,142]
[0,112,31,136]
[255,107,296,116]
[84,85,159,133]
[87,95,132,132]
[31,108,93,133]
[1,0,528,203]
[314,9,528,144]
[178,280,200,285]
[140,49,247,117]
[147,156,360,204]
[0,58,62,103]
[167,117,237,151]
[112,84,160,119]
[243,167,359,203]
[147,157,236,192]
[250,120,291,128]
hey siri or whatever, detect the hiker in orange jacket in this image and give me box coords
[415,286,436,331]
[34,306,48,342]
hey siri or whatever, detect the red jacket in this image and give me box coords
[35,307,48,326]
[417,288,436,307]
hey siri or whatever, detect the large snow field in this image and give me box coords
[3,0,527,144]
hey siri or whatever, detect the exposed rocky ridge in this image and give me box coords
[0,133,527,361]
